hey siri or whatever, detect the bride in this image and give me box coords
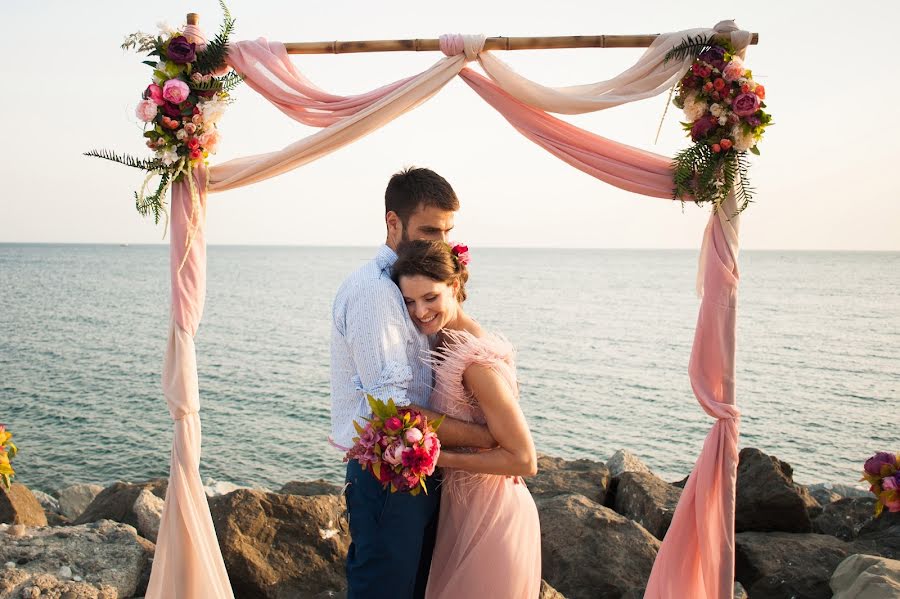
[391,239,541,599]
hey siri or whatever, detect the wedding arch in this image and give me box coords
[115,13,760,599]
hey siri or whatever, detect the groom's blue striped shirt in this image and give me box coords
[329,245,433,449]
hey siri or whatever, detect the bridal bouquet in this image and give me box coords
[666,35,772,214]
[862,451,900,516]
[86,1,241,225]
[345,396,444,495]
[0,424,18,490]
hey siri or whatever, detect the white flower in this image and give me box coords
[682,93,708,122]
[158,149,179,166]
[710,103,723,118]
[718,116,728,126]
[200,98,227,124]
[176,129,188,141]
[731,126,756,152]
[156,21,180,37]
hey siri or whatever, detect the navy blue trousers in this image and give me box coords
[344,460,441,599]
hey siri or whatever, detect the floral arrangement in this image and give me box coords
[666,35,772,214]
[0,424,17,490]
[86,1,241,225]
[345,396,444,495]
[862,451,900,516]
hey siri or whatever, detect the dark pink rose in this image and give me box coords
[732,93,761,117]
[690,116,717,141]
[384,416,403,433]
[144,84,165,106]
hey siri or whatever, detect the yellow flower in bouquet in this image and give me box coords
[0,424,18,490]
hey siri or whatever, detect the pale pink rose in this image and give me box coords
[382,440,405,466]
[199,129,220,153]
[404,427,424,444]
[135,100,158,122]
[722,57,745,82]
[184,123,197,135]
[162,79,190,104]
[191,114,203,126]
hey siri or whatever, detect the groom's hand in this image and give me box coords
[418,407,498,449]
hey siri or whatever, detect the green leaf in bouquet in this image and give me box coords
[420,478,429,495]
[749,146,760,156]
[409,486,421,497]
[390,483,397,493]
[387,397,398,415]
[430,414,446,432]
[7,443,16,460]
[875,500,884,517]
[372,461,381,479]
[353,420,366,435]
[374,444,382,456]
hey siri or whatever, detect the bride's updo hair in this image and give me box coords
[392,240,469,303]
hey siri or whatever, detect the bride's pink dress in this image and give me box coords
[425,329,541,599]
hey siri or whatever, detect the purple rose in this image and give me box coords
[166,35,196,64]
[161,102,183,119]
[699,46,727,71]
[732,93,761,117]
[690,115,717,141]
[865,452,897,476]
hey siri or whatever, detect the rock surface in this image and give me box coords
[209,489,350,598]
[853,511,900,560]
[830,553,900,599]
[0,484,48,527]
[735,448,814,533]
[132,488,164,543]
[538,493,660,599]
[606,449,652,478]
[613,471,681,540]
[527,455,610,505]
[813,497,877,541]
[735,531,854,598]
[539,579,566,599]
[56,484,104,521]
[74,480,167,529]
[0,519,152,599]
[278,480,344,496]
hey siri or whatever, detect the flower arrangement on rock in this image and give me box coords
[666,35,772,214]
[862,451,900,516]
[85,1,241,225]
[0,424,17,490]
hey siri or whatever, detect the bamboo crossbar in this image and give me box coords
[185,14,758,55]
[282,34,759,55]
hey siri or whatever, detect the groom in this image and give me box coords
[330,167,496,599]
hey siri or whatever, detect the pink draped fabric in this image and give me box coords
[146,166,235,599]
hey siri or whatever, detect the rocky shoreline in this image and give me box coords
[1,448,898,599]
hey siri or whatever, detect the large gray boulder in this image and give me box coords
[209,488,350,598]
[56,484,104,521]
[133,488,165,543]
[74,479,167,530]
[735,448,816,533]
[0,519,153,598]
[606,449,653,478]
[0,484,47,527]
[735,531,854,598]
[526,455,610,504]
[538,493,660,599]
[612,471,682,540]
[831,553,900,598]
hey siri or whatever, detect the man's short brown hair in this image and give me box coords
[385,167,459,226]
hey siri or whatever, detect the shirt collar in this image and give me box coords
[375,244,397,272]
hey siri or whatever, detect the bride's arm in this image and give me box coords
[416,407,497,449]
[436,364,537,476]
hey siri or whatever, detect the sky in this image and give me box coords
[1,0,898,250]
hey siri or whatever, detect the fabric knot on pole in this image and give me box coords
[439,33,486,61]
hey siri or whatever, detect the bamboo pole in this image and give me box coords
[282,33,759,55]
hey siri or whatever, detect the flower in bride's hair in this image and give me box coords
[450,243,470,266]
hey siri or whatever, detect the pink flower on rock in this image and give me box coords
[162,79,190,104]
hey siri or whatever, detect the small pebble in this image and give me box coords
[59,565,73,579]
[3,561,14,569]
[73,575,83,582]
[8,524,26,537]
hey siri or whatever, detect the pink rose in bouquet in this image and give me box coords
[162,79,190,104]
[135,100,158,122]
[344,396,445,495]
[862,451,900,516]
[733,93,761,117]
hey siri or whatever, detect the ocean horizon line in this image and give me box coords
[2,242,898,253]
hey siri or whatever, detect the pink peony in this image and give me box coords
[199,129,220,153]
[135,100,158,122]
[383,440,405,466]
[732,93,761,117]
[404,427,424,444]
[145,83,165,106]
[722,57,745,82]
[162,79,190,104]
